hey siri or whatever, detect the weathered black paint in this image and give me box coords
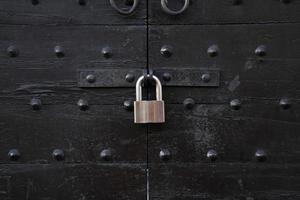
[0,0,299,199]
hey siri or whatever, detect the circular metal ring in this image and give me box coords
[110,0,139,15]
[161,0,190,15]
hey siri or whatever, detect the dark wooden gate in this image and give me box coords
[0,0,299,199]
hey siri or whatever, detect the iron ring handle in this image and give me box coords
[110,0,139,15]
[161,0,190,15]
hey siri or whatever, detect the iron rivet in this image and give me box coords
[159,149,171,161]
[207,45,219,57]
[183,98,195,109]
[124,100,134,111]
[279,98,291,109]
[160,45,173,58]
[255,149,267,162]
[54,46,65,58]
[31,0,39,5]
[125,73,135,83]
[207,149,218,162]
[162,73,172,82]
[86,74,96,83]
[77,0,87,6]
[100,149,112,161]
[255,45,266,57]
[102,47,113,58]
[52,149,65,161]
[7,45,19,57]
[230,99,241,110]
[30,98,42,110]
[8,149,20,161]
[77,99,89,111]
[201,73,211,82]
[232,0,242,5]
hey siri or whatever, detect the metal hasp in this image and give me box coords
[134,75,165,124]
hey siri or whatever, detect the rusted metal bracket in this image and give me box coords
[77,68,220,88]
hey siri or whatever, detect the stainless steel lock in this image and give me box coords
[134,75,165,124]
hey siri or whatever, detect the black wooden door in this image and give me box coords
[1,0,300,199]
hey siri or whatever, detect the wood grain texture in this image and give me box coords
[0,163,146,200]
[149,163,300,200]
[149,104,300,163]
[0,0,146,25]
[0,104,145,163]
[149,0,300,24]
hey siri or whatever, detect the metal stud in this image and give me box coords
[160,45,173,58]
[52,149,65,161]
[102,47,113,58]
[230,99,241,110]
[183,98,195,109]
[7,45,19,57]
[100,149,112,161]
[124,100,134,111]
[279,98,291,109]
[207,45,219,57]
[207,149,218,162]
[8,149,21,161]
[159,149,171,161]
[31,0,39,5]
[77,99,89,111]
[86,74,96,83]
[162,72,172,82]
[232,0,242,5]
[125,73,135,83]
[54,46,65,58]
[30,98,42,110]
[255,149,267,162]
[201,73,211,83]
[255,45,266,57]
[77,0,87,6]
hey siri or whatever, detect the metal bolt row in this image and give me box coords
[160,45,268,58]
[7,148,267,162]
[6,45,113,58]
[29,97,292,111]
[159,149,268,162]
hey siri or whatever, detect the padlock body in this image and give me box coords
[134,100,165,124]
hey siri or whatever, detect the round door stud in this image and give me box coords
[124,100,134,111]
[255,149,267,162]
[183,98,195,109]
[77,0,87,6]
[160,45,173,58]
[255,45,267,57]
[207,45,219,57]
[159,149,171,161]
[52,149,65,161]
[279,98,291,109]
[207,149,218,162]
[201,73,211,83]
[110,0,140,15]
[125,73,135,83]
[7,45,19,57]
[230,99,241,110]
[102,47,113,58]
[77,99,89,111]
[54,45,65,58]
[30,98,42,110]
[86,74,96,83]
[161,0,190,15]
[8,149,21,161]
[100,149,112,161]
[162,72,172,82]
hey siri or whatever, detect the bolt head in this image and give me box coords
[230,99,241,110]
[86,74,96,83]
[7,45,19,57]
[201,73,211,82]
[207,149,218,162]
[160,45,173,58]
[52,149,65,161]
[77,99,89,111]
[255,45,266,57]
[54,46,65,58]
[183,98,195,109]
[279,98,291,109]
[123,100,134,111]
[207,45,219,57]
[8,149,20,161]
[159,149,171,161]
[100,149,112,161]
[162,73,172,82]
[125,73,135,83]
[255,149,267,162]
[30,98,42,110]
[102,47,113,58]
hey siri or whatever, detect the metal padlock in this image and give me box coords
[134,75,165,124]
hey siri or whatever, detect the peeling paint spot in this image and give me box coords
[228,75,240,92]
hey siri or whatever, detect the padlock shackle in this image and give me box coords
[136,75,162,101]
